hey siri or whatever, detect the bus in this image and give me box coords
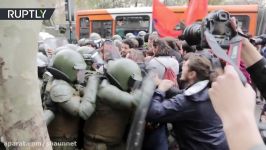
[76,4,266,40]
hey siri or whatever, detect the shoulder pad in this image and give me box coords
[50,80,74,103]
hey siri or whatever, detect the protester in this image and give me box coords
[144,38,179,150]
[241,38,266,98]
[129,37,139,48]
[146,34,159,56]
[121,39,135,57]
[37,16,266,150]
[209,65,265,150]
[135,36,145,50]
[145,38,179,80]
[147,54,229,150]
[126,49,145,64]
[163,37,182,63]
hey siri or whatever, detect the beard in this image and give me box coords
[178,80,188,90]
[179,72,190,89]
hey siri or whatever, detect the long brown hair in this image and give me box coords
[163,37,180,51]
[153,38,172,57]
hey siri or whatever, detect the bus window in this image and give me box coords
[80,17,90,39]
[232,15,250,34]
[115,15,150,38]
[92,21,112,39]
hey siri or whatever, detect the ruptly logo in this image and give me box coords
[0,8,55,20]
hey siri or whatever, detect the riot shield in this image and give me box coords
[126,73,156,150]
[101,40,121,62]
[43,37,69,56]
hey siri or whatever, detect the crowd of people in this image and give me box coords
[35,24,266,150]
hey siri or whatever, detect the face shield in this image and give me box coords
[91,51,105,68]
[94,39,103,49]
[82,53,93,67]
[76,69,86,84]
[74,64,87,84]
[82,50,105,69]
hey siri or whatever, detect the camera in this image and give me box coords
[181,10,237,49]
[250,34,266,45]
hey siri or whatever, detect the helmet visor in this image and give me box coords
[77,69,86,84]
[74,63,87,70]
[91,51,104,66]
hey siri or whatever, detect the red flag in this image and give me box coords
[152,0,182,37]
[185,0,208,25]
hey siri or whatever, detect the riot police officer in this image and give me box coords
[77,46,104,71]
[44,49,99,150]
[89,32,102,49]
[83,58,143,150]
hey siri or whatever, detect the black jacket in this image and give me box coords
[247,58,266,99]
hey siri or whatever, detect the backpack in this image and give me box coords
[155,58,177,85]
